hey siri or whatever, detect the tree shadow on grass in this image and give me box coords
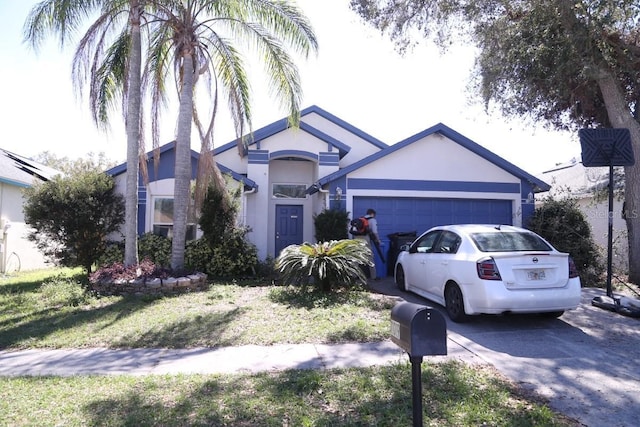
[0,298,142,349]
[0,297,246,350]
[79,370,408,426]
[325,323,388,342]
[112,307,246,348]
[78,363,574,426]
[0,270,87,295]
[81,378,226,427]
[0,277,43,295]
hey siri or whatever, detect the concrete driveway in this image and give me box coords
[370,279,640,427]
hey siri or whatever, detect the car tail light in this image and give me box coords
[568,257,579,278]
[477,257,501,280]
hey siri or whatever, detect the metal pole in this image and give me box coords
[607,164,614,297]
[410,355,424,427]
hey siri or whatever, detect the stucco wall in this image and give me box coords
[301,112,382,167]
[350,134,519,183]
[577,196,628,271]
[0,183,52,273]
[344,133,524,226]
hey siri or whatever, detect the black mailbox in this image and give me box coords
[390,302,447,357]
[391,302,447,427]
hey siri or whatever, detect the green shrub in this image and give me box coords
[314,209,350,241]
[275,239,373,292]
[207,227,258,277]
[184,179,259,278]
[184,238,214,273]
[96,180,249,278]
[527,197,603,286]
[198,183,238,246]
[185,228,258,278]
[23,170,125,275]
[40,275,88,307]
[96,241,124,268]
[96,234,171,270]
[254,256,277,280]
[138,233,171,267]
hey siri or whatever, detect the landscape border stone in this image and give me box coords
[90,272,208,296]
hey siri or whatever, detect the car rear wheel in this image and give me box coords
[445,283,469,323]
[395,265,408,291]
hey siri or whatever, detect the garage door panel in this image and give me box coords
[354,197,512,240]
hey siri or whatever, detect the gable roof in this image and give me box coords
[310,122,551,193]
[106,142,183,177]
[0,148,61,188]
[106,142,258,190]
[213,105,387,157]
[299,105,387,149]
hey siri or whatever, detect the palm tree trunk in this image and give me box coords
[171,51,196,271]
[124,0,142,267]
[596,68,640,283]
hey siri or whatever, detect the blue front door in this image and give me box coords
[275,204,303,256]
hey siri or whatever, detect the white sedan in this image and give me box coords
[394,224,582,322]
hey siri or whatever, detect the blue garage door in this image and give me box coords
[353,197,513,241]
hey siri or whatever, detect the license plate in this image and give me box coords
[527,270,546,280]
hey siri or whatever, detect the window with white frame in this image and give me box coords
[152,197,196,241]
[272,183,308,199]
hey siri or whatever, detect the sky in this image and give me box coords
[0,0,582,175]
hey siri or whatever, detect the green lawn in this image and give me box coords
[0,268,395,349]
[0,269,580,426]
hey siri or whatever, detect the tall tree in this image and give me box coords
[24,0,148,268]
[144,0,318,270]
[34,150,117,173]
[123,0,144,268]
[351,0,640,283]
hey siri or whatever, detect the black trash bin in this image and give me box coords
[387,231,417,276]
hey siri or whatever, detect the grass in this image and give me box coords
[0,268,581,426]
[0,363,578,426]
[0,269,395,349]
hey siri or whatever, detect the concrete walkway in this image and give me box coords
[0,339,481,377]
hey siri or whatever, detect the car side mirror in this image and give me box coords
[407,244,418,254]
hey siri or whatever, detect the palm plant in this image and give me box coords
[24,0,318,272]
[24,0,149,268]
[276,239,373,292]
[143,0,318,270]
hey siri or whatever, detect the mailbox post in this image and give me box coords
[390,302,447,427]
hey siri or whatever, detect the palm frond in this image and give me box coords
[90,30,130,129]
[23,0,104,50]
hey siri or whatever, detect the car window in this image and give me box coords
[413,231,440,253]
[470,231,552,252]
[435,231,461,254]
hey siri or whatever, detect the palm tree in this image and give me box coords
[144,0,318,270]
[24,0,148,268]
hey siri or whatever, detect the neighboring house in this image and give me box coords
[538,158,628,271]
[0,149,61,273]
[108,105,550,275]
